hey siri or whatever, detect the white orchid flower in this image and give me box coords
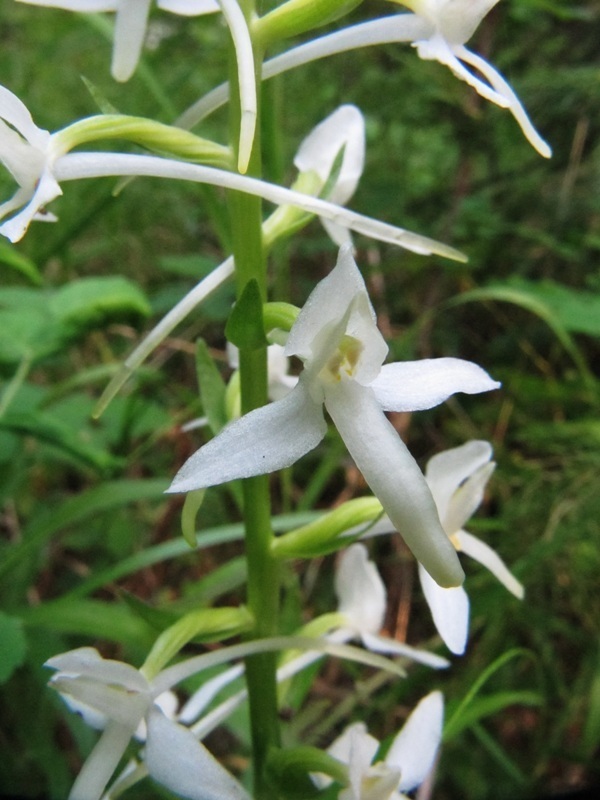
[291,103,365,246]
[228,342,298,404]
[418,440,524,654]
[49,637,411,800]
[16,1,220,83]
[45,647,250,800]
[0,85,63,242]
[168,246,499,587]
[182,2,550,159]
[332,544,449,668]
[313,691,443,800]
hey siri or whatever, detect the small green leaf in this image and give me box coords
[0,612,28,683]
[182,489,206,547]
[225,279,268,349]
[195,338,228,434]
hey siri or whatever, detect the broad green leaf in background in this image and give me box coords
[0,241,42,285]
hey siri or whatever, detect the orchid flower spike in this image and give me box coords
[418,440,524,654]
[333,544,449,668]
[314,691,443,800]
[45,647,250,800]
[16,1,220,82]
[168,246,500,587]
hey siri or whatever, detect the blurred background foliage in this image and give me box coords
[1,0,599,798]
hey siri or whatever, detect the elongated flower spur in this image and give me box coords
[0,84,462,261]
[168,246,500,587]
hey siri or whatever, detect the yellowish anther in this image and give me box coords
[323,335,363,382]
[449,532,462,551]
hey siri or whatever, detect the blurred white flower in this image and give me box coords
[46,647,250,800]
[169,246,499,587]
[419,440,524,654]
[333,544,449,668]
[313,691,443,800]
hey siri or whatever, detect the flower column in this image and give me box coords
[226,2,281,797]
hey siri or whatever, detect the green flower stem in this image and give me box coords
[227,8,282,796]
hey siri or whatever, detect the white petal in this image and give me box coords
[111,0,152,82]
[46,647,149,692]
[386,691,443,793]
[217,0,256,173]
[50,676,149,726]
[0,166,62,242]
[324,380,464,588]
[285,245,374,362]
[335,544,386,636]
[444,461,494,534]
[68,721,136,800]
[167,380,326,493]
[455,45,552,158]
[294,105,365,206]
[0,84,51,146]
[146,707,250,800]
[456,530,524,599]
[370,358,500,412]
[425,440,493,523]
[415,33,509,107]
[361,632,450,669]
[419,564,469,655]
[324,722,378,792]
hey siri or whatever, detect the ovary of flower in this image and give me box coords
[45,647,250,800]
[16,1,220,82]
[168,245,500,587]
[313,691,444,800]
[416,439,524,654]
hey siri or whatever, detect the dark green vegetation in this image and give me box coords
[1,1,599,798]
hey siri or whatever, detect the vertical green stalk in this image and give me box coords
[227,2,281,796]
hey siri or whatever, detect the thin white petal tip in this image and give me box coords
[237,109,256,174]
